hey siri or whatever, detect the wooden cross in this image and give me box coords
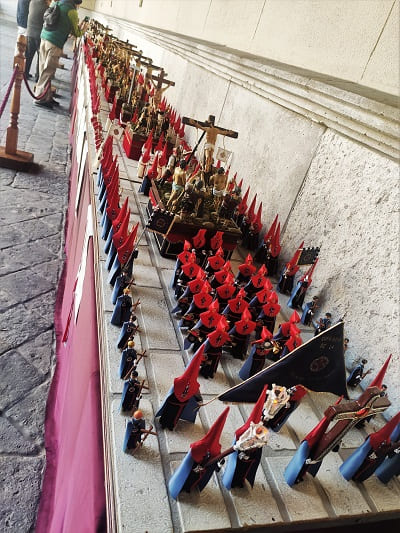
[149,69,175,109]
[182,115,238,172]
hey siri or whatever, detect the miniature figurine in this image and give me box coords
[120,371,149,414]
[122,410,157,454]
[284,387,390,486]
[222,387,269,489]
[117,313,140,350]
[110,288,132,327]
[255,292,281,336]
[168,407,230,498]
[199,318,231,379]
[314,312,332,336]
[288,259,318,309]
[209,167,228,211]
[227,308,256,360]
[156,346,204,430]
[239,327,273,380]
[340,412,400,482]
[166,159,188,209]
[301,295,319,326]
[347,358,371,387]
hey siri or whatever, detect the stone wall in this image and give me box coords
[81,8,399,414]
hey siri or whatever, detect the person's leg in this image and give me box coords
[24,36,36,77]
[35,40,62,102]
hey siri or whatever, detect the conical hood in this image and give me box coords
[190,407,230,462]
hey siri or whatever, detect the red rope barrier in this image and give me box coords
[0,67,18,120]
[22,73,51,100]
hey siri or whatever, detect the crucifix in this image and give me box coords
[150,68,175,110]
[182,115,238,172]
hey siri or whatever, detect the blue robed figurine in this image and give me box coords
[169,407,230,499]
[301,295,319,326]
[117,314,139,350]
[288,259,318,309]
[110,288,132,327]
[123,410,157,454]
[119,340,137,379]
[156,346,204,430]
[340,412,400,482]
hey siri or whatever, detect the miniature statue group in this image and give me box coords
[88,23,399,502]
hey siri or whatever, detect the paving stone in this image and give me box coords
[0,456,44,532]
[18,329,54,376]
[132,264,162,289]
[0,241,57,276]
[265,455,329,522]
[170,460,231,532]
[5,381,51,446]
[136,286,180,351]
[286,394,321,444]
[363,475,400,512]
[0,169,16,186]
[231,466,284,528]
[0,269,55,311]
[2,216,62,248]
[316,453,372,516]
[0,350,43,410]
[110,399,173,533]
[0,416,39,454]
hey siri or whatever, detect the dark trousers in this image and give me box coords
[25,35,41,80]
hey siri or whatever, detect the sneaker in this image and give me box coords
[34,100,54,109]
[50,98,60,106]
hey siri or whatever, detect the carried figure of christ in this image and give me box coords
[182,115,238,173]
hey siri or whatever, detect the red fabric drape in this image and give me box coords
[36,135,106,531]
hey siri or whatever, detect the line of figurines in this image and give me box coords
[85,20,178,146]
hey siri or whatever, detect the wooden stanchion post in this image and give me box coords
[0,35,34,171]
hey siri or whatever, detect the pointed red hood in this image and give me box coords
[234,308,256,335]
[369,412,400,450]
[300,258,318,284]
[254,288,270,304]
[237,186,249,215]
[193,289,213,309]
[246,194,257,223]
[143,129,154,152]
[199,308,221,328]
[187,276,205,295]
[111,196,129,230]
[285,335,303,352]
[290,310,301,324]
[253,202,263,233]
[193,228,207,249]
[252,326,273,345]
[117,222,139,264]
[112,209,130,247]
[158,142,168,167]
[106,193,120,222]
[287,241,304,268]
[147,153,159,179]
[141,143,151,164]
[181,261,201,279]
[207,319,231,347]
[270,222,281,257]
[216,283,237,300]
[154,133,164,153]
[177,249,195,265]
[264,215,278,243]
[235,385,268,439]
[190,407,230,462]
[369,354,392,389]
[207,255,226,271]
[210,231,224,250]
[262,301,281,317]
[173,345,204,402]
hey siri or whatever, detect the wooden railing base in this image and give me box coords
[0,145,34,170]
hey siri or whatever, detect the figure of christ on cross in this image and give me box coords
[182,115,238,173]
[149,69,175,113]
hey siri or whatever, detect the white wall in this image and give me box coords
[92,0,399,97]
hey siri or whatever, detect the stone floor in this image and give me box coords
[0,19,72,532]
